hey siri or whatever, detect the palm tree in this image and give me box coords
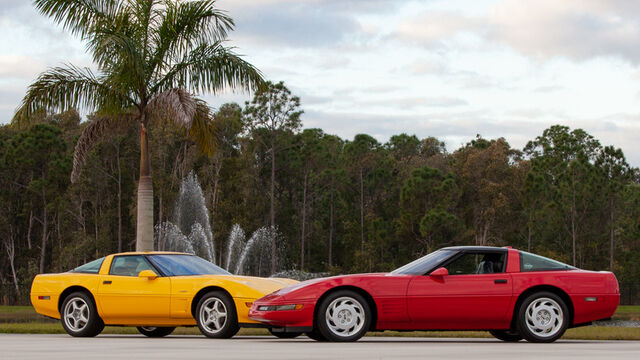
[12,0,263,251]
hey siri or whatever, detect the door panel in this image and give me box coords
[407,273,513,329]
[96,255,171,321]
[97,275,171,319]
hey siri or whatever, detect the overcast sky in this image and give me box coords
[2,0,640,165]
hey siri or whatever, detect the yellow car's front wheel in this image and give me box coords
[196,291,239,338]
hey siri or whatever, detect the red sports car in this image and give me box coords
[249,246,619,342]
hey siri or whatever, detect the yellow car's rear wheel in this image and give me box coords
[60,291,104,337]
[196,291,239,338]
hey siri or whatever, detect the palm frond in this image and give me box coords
[71,113,133,182]
[147,90,217,157]
[33,0,120,38]
[146,88,197,128]
[130,0,163,62]
[149,0,234,76]
[12,64,134,127]
[87,13,148,91]
[153,42,264,95]
[188,100,218,157]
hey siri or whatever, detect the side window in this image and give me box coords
[109,256,155,277]
[446,252,506,275]
[519,251,574,272]
[72,257,105,274]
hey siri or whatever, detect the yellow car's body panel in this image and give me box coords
[30,252,297,327]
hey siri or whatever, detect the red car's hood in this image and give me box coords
[258,272,410,302]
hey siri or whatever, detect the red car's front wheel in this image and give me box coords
[315,290,371,342]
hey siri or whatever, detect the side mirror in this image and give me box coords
[138,270,159,280]
[430,267,448,277]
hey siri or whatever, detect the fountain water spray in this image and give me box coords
[155,172,215,262]
[155,172,325,280]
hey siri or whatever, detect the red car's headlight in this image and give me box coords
[257,304,303,311]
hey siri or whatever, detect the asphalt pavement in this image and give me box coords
[2,334,639,359]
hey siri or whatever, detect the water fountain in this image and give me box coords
[231,226,278,277]
[155,172,277,276]
[156,172,329,280]
[155,172,215,262]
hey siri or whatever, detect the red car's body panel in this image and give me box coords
[249,247,619,333]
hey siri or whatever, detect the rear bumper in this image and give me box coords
[30,293,60,320]
[571,293,619,325]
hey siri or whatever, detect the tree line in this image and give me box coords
[1,82,639,304]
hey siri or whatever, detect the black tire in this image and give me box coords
[489,329,523,342]
[137,326,176,337]
[268,329,302,339]
[305,330,327,341]
[516,291,569,343]
[60,291,104,337]
[195,291,239,339]
[315,290,371,342]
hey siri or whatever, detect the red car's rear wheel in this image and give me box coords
[315,290,371,342]
[516,292,569,343]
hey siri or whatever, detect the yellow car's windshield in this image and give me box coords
[148,254,231,276]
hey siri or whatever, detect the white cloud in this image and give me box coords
[393,0,640,64]
[2,0,640,167]
[394,11,480,46]
[487,0,640,63]
[0,55,46,78]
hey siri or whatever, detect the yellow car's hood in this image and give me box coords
[190,274,298,296]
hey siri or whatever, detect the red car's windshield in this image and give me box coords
[390,249,453,275]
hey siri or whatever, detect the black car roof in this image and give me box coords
[441,246,511,252]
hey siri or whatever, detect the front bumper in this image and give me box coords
[248,300,316,331]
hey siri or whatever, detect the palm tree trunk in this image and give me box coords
[136,122,154,251]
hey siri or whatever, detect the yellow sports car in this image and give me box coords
[30,252,297,338]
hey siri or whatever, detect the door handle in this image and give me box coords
[103,280,112,285]
[494,279,507,284]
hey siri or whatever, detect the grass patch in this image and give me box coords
[0,306,56,324]
[563,326,640,341]
[614,306,640,321]
[616,306,640,313]
[0,306,34,313]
